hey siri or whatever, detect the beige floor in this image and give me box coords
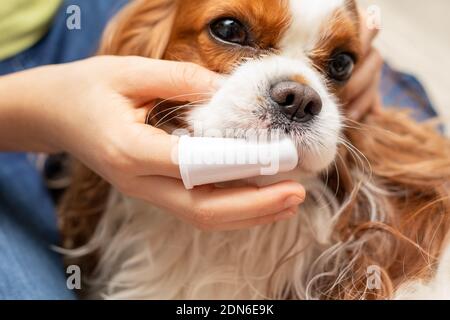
[359,0,450,131]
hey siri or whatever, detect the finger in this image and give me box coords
[372,94,383,114]
[129,125,181,178]
[358,7,379,57]
[208,207,298,231]
[192,181,305,223]
[132,176,305,223]
[114,57,224,102]
[347,70,381,121]
[342,48,383,102]
[361,24,379,57]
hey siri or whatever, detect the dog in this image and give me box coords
[60,0,450,299]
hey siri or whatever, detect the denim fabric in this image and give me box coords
[0,0,128,75]
[381,63,438,122]
[0,0,128,300]
[0,153,75,299]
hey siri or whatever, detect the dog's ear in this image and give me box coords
[98,0,177,58]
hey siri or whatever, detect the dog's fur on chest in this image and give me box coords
[59,0,450,300]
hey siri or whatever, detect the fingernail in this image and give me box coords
[284,195,303,208]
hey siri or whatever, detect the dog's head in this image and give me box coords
[102,0,361,174]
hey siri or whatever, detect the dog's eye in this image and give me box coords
[328,53,355,82]
[209,18,248,45]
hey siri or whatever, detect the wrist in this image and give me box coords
[0,67,63,153]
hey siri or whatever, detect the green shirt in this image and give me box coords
[0,0,62,60]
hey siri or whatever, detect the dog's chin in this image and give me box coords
[185,107,340,177]
[229,142,337,188]
[298,142,338,174]
[184,120,338,177]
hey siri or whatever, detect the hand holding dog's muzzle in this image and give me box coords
[0,56,305,232]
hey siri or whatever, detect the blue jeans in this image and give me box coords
[0,153,74,299]
[0,0,438,300]
[0,0,128,300]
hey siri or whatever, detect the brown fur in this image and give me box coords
[321,112,450,299]
[59,0,450,299]
[165,0,290,73]
[310,7,361,93]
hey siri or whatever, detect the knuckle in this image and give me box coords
[173,62,198,88]
[192,203,216,225]
[102,144,120,168]
[103,142,135,174]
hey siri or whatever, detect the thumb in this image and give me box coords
[118,57,223,102]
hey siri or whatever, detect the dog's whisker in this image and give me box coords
[148,100,209,124]
[149,104,192,126]
[148,93,212,121]
[155,113,189,129]
[148,104,192,122]
[153,100,210,127]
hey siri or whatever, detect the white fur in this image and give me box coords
[394,241,450,300]
[187,55,342,173]
[281,0,344,54]
[80,173,341,299]
[76,168,399,299]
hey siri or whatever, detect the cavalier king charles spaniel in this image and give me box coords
[60,0,450,300]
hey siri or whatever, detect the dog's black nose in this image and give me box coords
[270,81,322,123]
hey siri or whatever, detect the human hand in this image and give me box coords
[342,8,383,121]
[0,56,305,231]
